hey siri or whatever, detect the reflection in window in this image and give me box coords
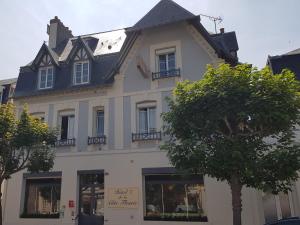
[23,178,61,218]
[144,174,207,221]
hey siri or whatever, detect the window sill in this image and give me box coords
[132,131,161,142]
[20,213,60,219]
[144,216,208,222]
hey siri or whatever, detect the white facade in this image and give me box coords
[3,3,300,225]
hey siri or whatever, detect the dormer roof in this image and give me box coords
[31,43,59,69]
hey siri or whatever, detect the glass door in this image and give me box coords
[78,173,104,225]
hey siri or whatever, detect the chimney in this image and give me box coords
[220,28,225,34]
[47,16,73,49]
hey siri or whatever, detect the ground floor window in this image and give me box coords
[144,174,207,222]
[21,178,61,218]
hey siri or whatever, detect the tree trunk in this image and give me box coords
[230,175,242,225]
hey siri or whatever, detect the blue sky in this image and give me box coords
[0,0,299,79]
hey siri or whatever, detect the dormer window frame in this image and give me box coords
[73,60,90,85]
[38,66,54,90]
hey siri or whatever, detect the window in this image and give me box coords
[95,110,104,136]
[60,115,75,140]
[74,61,89,85]
[39,67,53,89]
[144,174,207,222]
[22,178,61,218]
[0,91,2,104]
[138,107,156,133]
[262,192,292,223]
[158,52,175,73]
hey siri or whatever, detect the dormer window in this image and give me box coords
[38,66,53,89]
[73,61,89,85]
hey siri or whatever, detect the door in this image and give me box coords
[78,173,104,225]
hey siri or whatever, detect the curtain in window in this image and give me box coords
[159,55,167,72]
[149,108,156,132]
[96,111,104,136]
[47,68,53,87]
[25,179,61,215]
[168,53,176,70]
[139,108,147,133]
[40,69,47,88]
[67,115,75,139]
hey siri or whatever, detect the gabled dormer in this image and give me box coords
[30,43,59,90]
[66,37,95,85]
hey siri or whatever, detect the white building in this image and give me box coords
[2,1,299,225]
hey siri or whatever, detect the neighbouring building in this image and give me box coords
[268,48,300,79]
[3,1,299,225]
[0,78,17,104]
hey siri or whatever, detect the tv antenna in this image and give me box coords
[199,13,223,34]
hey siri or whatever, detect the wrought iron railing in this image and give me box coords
[87,136,106,145]
[152,68,181,80]
[55,138,76,147]
[132,131,162,142]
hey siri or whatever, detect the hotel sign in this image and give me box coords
[107,187,138,208]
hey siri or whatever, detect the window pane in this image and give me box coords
[60,116,68,140]
[40,69,47,88]
[75,63,82,84]
[168,53,176,70]
[139,108,147,133]
[279,192,291,219]
[262,193,278,223]
[96,111,104,136]
[82,63,89,82]
[159,55,167,72]
[145,174,207,221]
[25,178,61,216]
[149,108,156,132]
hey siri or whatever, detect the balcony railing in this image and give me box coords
[88,136,106,145]
[152,68,181,80]
[132,131,162,142]
[55,138,76,147]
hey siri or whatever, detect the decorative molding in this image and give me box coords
[136,55,150,78]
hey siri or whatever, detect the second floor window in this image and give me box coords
[139,107,156,133]
[95,110,104,136]
[156,47,176,73]
[74,61,89,85]
[39,67,53,89]
[60,115,75,140]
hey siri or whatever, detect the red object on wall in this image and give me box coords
[69,200,75,208]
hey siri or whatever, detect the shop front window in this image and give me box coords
[22,178,61,218]
[144,174,207,222]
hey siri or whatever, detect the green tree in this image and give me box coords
[161,63,300,225]
[0,103,56,225]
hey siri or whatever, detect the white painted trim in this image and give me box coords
[38,66,54,90]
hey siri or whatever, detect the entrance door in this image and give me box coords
[78,172,104,225]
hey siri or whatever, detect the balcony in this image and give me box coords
[132,131,162,142]
[152,68,180,80]
[55,138,76,147]
[88,136,106,145]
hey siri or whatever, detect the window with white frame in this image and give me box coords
[262,192,293,223]
[59,114,75,140]
[73,61,89,85]
[39,66,54,89]
[156,48,176,73]
[95,110,104,136]
[138,106,156,133]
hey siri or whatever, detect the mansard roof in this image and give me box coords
[128,0,196,32]
[15,0,239,98]
[268,49,300,80]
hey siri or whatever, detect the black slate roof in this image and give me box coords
[15,0,239,98]
[268,51,300,80]
[128,0,196,32]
